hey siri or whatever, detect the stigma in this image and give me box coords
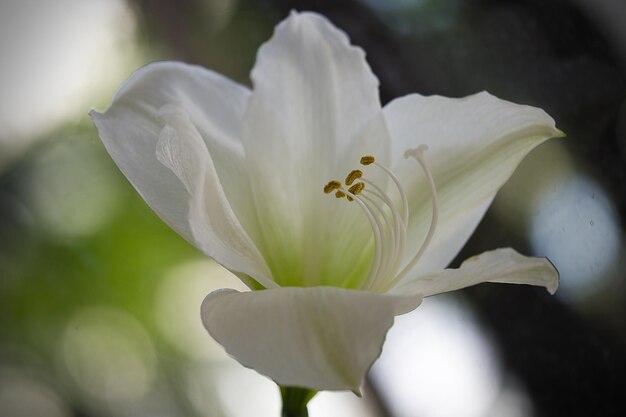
[322,147,438,292]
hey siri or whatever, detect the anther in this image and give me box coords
[348,182,365,195]
[335,190,346,199]
[324,180,341,194]
[360,156,375,166]
[345,170,363,186]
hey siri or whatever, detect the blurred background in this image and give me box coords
[0,0,625,416]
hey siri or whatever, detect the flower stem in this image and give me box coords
[280,386,317,417]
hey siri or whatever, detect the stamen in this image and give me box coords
[360,166,409,288]
[361,185,405,281]
[360,156,375,166]
[343,189,383,284]
[372,162,409,228]
[324,146,438,292]
[345,170,363,186]
[324,180,341,194]
[360,192,397,286]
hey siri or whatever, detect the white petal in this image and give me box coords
[156,106,276,289]
[201,287,421,392]
[240,12,388,286]
[384,92,564,276]
[90,61,255,246]
[390,248,558,297]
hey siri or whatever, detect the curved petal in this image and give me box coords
[384,92,564,277]
[156,106,276,289]
[90,61,255,245]
[201,286,421,392]
[239,12,389,287]
[390,248,559,297]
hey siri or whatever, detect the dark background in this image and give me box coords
[1,0,624,416]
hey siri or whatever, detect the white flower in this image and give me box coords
[91,11,562,393]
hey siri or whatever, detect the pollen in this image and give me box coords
[360,155,375,166]
[335,190,346,199]
[345,169,363,186]
[323,180,341,194]
[348,182,365,195]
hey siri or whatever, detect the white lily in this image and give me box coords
[91,11,562,394]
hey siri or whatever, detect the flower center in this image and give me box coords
[323,145,438,292]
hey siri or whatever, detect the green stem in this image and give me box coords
[280,386,317,417]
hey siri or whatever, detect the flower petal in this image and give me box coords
[201,286,422,392]
[384,92,564,276]
[156,106,276,289]
[90,61,255,247]
[390,248,559,297]
[240,12,388,286]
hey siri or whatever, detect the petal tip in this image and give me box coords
[89,110,107,131]
[544,256,560,295]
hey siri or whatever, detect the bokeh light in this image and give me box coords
[530,174,622,300]
[371,297,504,417]
[59,307,157,406]
[0,367,70,417]
[0,0,137,169]
[191,361,280,417]
[25,135,123,240]
[155,259,248,361]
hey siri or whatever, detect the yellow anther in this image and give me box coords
[360,155,375,166]
[345,169,363,186]
[324,180,341,194]
[335,190,346,199]
[348,182,365,195]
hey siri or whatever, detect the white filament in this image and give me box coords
[361,186,404,279]
[389,145,439,287]
[373,161,410,228]
[343,189,383,286]
[360,192,396,283]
